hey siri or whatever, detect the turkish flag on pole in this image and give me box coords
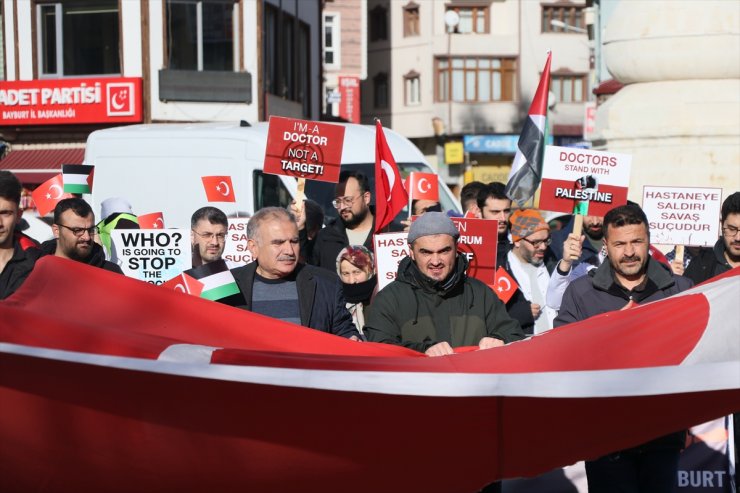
[161,272,204,297]
[374,120,408,233]
[494,266,519,304]
[138,212,165,229]
[407,172,439,202]
[31,174,67,217]
[201,176,236,202]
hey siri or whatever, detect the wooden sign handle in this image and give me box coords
[294,178,306,214]
[675,245,684,264]
[573,214,584,237]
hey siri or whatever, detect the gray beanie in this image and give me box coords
[407,211,459,244]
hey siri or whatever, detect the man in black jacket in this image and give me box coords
[231,207,360,340]
[303,170,375,271]
[0,171,40,299]
[40,198,123,274]
[555,203,692,493]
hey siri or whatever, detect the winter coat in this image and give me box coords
[684,239,732,285]
[364,255,525,353]
[39,239,123,274]
[0,234,41,300]
[230,261,360,339]
[309,216,375,272]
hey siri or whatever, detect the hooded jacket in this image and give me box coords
[0,233,41,300]
[40,239,124,274]
[364,255,525,353]
[684,238,733,285]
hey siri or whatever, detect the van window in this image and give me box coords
[253,171,292,211]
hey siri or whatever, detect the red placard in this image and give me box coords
[264,116,346,183]
[338,76,360,124]
[0,77,143,125]
[450,217,498,288]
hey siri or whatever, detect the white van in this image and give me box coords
[86,121,460,229]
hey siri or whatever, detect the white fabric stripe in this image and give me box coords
[157,344,220,363]
[678,275,740,365]
[529,114,546,133]
[199,270,236,291]
[63,174,89,186]
[1,342,738,398]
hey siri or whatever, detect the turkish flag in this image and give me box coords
[494,266,519,304]
[407,172,438,202]
[138,212,165,229]
[161,272,204,297]
[31,174,67,217]
[464,210,479,219]
[201,176,236,202]
[374,120,408,233]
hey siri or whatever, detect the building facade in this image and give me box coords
[0,0,321,187]
[361,0,590,188]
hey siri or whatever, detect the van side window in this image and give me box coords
[253,171,291,210]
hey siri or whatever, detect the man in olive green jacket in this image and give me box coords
[364,212,525,356]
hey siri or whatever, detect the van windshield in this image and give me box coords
[304,163,459,227]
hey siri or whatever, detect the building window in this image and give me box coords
[323,13,340,68]
[374,72,388,108]
[551,73,587,103]
[542,4,585,33]
[370,5,388,41]
[403,2,420,37]
[36,0,120,77]
[435,57,517,102]
[404,71,420,106]
[445,6,488,34]
[166,0,237,71]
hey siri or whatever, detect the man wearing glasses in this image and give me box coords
[190,206,235,268]
[40,198,122,274]
[0,171,41,300]
[299,170,375,272]
[502,209,557,334]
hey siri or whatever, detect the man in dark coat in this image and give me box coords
[40,198,123,274]
[555,203,692,493]
[0,171,40,299]
[365,211,524,355]
[231,207,360,340]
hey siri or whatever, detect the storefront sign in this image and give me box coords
[338,76,360,123]
[0,77,143,125]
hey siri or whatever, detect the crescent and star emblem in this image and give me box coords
[217,181,231,197]
[111,91,127,111]
[497,277,511,293]
[417,178,431,194]
[380,160,394,203]
[152,218,164,229]
[174,283,187,293]
[46,183,64,200]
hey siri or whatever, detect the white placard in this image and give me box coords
[373,232,410,291]
[111,229,191,284]
[642,186,722,246]
[223,218,253,266]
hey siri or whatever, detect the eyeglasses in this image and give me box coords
[56,224,98,237]
[722,226,740,238]
[521,236,552,248]
[192,230,227,241]
[332,194,363,209]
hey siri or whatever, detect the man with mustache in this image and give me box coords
[230,207,360,339]
[554,203,692,493]
[41,198,123,274]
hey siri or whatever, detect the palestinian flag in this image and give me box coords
[62,164,94,194]
[505,52,552,207]
[184,259,240,301]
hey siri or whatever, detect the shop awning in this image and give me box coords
[0,145,86,185]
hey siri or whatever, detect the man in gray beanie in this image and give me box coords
[365,212,524,357]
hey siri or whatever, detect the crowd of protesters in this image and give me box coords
[1,167,739,493]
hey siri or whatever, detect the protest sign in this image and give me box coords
[264,116,346,183]
[111,229,191,284]
[642,186,722,247]
[223,217,253,266]
[450,217,498,288]
[539,146,632,217]
[374,232,410,291]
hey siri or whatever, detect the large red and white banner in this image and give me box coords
[539,146,632,217]
[264,116,346,183]
[1,257,738,493]
[642,186,723,247]
[0,77,143,125]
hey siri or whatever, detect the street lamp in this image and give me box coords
[550,19,587,34]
